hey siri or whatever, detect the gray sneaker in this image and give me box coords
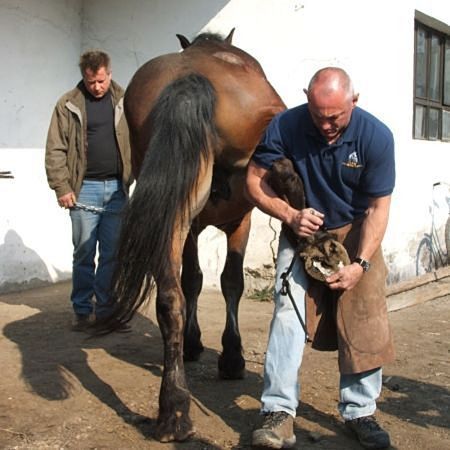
[345,415,391,449]
[252,411,296,448]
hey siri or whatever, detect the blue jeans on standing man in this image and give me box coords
[69,179,126,320]
[260,232,382,421]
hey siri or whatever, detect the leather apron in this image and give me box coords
[305,218,395,374]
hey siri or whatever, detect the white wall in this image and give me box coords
[201,0,450,284]
[0,0,82,291]
[0,0,83,147]
[0,149,72,290]
[82,0,231,87]
[1,0,449,292]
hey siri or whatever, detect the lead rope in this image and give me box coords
[279,249,309,343]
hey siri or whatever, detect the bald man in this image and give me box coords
[246,67,395,449]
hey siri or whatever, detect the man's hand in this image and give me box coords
[326,195,391,291]
[326,262,364,291]
[58,192,76,209]
[287,207,324,237]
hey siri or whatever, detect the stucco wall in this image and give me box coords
[0,0,82,291]
[0,0,83,147]
[0,0,449,292]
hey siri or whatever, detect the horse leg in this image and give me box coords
[218,211,251,379]
[181,223,205,361]
[155,148,214,442]
[154,230,195,442]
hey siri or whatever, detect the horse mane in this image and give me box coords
[191,32,228,45]
[177,29,235,50]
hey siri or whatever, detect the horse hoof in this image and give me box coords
[218,353,245,380]
[183,346,204,362]
[155,424,196,443]
[219,368,246,380]
[183,339,204,362]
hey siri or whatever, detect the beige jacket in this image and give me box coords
[45,80,132,199]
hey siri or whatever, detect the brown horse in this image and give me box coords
[108,30,285,442]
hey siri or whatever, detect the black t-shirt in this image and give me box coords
[84,89,121,179]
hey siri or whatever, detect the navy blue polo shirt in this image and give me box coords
[252,104,395,229]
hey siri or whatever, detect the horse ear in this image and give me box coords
[225,28,236,44]
[176,34,191,49]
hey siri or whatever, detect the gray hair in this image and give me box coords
[79,50,111,75]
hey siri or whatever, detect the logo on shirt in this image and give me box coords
[342,151,363,168]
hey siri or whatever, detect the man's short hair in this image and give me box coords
[79,50,111,75]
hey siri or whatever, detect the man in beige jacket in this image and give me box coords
[45,50,133,332]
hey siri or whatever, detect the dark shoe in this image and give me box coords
[71,314,91,332]
[94,316,132,334]
[114,322,132,333]
[346,415,390,449]
[252,411,296,448]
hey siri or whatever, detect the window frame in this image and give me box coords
[414,10,450,142]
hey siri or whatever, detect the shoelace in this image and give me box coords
[356,417,382,432]
[263,412,289,428]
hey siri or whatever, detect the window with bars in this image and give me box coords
[414,11,450,141]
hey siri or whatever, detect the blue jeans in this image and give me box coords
[69,179,126,319]
[261,232,382,420]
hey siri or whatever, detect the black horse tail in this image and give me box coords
[105,73,218,328]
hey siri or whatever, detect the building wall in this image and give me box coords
[0,0,83,147]
[0,0,449,292]
[0,0,83,291]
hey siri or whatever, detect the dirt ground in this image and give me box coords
[0,280,449,450]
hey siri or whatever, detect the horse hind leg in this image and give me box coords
[181,223,205,361]
[154,227,195,442]
[180,148,215,363]
[156,159,214,442]
[218,212,251,380]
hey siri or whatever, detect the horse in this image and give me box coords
[106,29,285,442]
